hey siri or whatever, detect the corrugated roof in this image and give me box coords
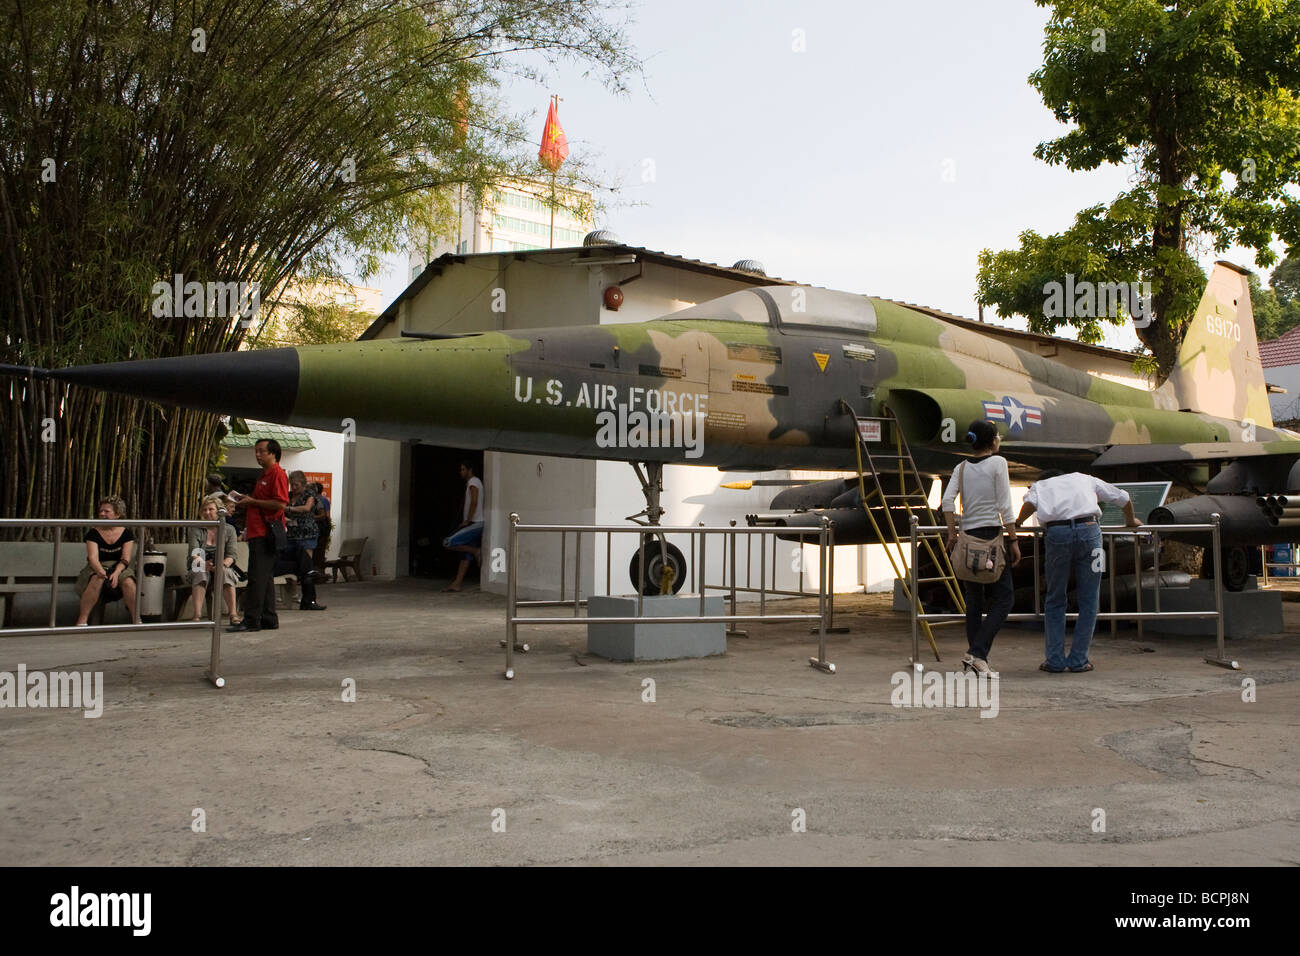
[222,423,316,450]
[1260,325,1300,369]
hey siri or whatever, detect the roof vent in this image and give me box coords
[732,259,766,275]
[583,229,621,247]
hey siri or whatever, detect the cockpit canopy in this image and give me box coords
[661,286,878,334]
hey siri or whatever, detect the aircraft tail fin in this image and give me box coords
[1154,261,1273,430]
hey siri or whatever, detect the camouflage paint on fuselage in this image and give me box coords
[19,263,1299,482]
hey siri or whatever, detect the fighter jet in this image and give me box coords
[4,260,1296,590]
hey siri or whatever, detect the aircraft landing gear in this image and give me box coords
[627,462,686,595]
[1203,544,1251,592]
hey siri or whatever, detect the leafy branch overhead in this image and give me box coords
[0,0,641,527]
[976,0,1300,380]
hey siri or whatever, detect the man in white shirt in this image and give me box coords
[1016,471,1140,673]
[443,461,485,592]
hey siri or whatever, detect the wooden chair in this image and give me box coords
[324,537,367,583]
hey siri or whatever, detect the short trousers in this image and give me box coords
[443,522,483,549]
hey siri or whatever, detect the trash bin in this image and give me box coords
[140,550,167,621]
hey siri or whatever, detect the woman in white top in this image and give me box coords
[940,420,1021,678]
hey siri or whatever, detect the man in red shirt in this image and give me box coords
[228,438,289,632]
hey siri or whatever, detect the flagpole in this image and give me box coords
[549,94,557,248]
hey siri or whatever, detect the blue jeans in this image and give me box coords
[1043,522,1103,670]
[444,522,483,550]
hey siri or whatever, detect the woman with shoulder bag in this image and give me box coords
[940,420,1021,679]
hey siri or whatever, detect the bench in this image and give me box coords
[0,543,88,626]
[0,538,298,627]
[324,537,367,583]
[164,540,302,619]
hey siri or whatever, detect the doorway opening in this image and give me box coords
[409,444,484,579]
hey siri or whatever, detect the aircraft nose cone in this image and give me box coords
[48,348,301,421]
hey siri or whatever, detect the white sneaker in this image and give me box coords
[961,653,974,670]
[970,657,999,680]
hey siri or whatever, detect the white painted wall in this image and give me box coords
[341,436,407,579]
[1267,364,1300,422]
[482,451,597,600]
[223,425,346,560]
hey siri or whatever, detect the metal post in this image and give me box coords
[811,521,849,634]
[909,515,920,668]
[771,534,778,601]
[637,534,646,616]
[207,519,225,688]
[746,533,752,590]
[1133,534,1143,643]
[699,531,706,618]
[573,530,582,617]
[505,513,518,679]
[1153,531,1161,615]
[1108,534,1117,639]
[559,531,566,604]
[606,531,611,597]
[1259,544,1269,588]
[1032,527,1040,616]
[690,531,696,594]
[1205,513,1237,669]
[759,531,767,618]
[132,522,143,626]
[809,517,834,673]
[48,534,61,629]
[790,535,800,595]
[727,524,745,639]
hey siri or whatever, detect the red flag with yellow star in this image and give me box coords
[538,99,569,172]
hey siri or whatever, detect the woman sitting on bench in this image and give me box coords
[188,498,240,624]
[74,496,137,626]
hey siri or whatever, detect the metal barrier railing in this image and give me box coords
[0,517,230,687]
[505,514,836,680]
[908,516,1237,671]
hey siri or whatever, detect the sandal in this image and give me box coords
[1068,662,1094,672]
[1039,661,1066,673]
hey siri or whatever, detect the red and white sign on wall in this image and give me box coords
[304,472,333,501]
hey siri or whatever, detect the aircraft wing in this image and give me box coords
[1091,441,1300,468]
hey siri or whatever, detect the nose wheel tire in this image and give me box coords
[1204,545,1250,592]
[630,539,686,595]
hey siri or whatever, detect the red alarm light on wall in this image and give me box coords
[603,285,624,311]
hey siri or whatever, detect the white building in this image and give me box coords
[407,180,593,282]
[339,239,1156,599]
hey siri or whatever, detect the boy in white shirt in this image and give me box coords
[443,461,485,592]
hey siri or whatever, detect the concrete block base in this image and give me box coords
[1142,580,1282,638]
[586,595,726,662]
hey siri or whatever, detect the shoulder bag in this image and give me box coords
[949,460,1007,584]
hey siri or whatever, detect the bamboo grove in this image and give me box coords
[0,0,637,538]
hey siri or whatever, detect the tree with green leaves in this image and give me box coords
[976,0,1300,379]
[0,0,638,533]
[252,300,378,350]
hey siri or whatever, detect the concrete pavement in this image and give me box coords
[1,580,1296,866]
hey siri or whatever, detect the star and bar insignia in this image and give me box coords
[982,395,1043,433]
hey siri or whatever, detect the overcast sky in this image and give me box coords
[366,0,1277,353]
